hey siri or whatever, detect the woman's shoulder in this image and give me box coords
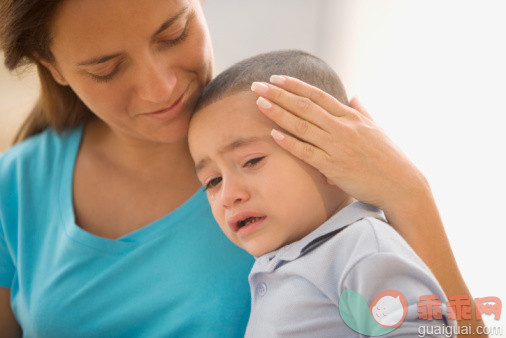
[0,126,82,173]
[0,125,83,194]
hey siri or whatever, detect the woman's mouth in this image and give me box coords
[142,87,189,121]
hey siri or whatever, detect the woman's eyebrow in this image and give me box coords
[76,6,189,67]
[77,53,122,66]
[153,6,189,37]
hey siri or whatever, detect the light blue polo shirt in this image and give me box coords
[0,126,254,337]
[245,202,455,337]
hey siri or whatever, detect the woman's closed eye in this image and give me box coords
[158,23,189,48]
[204,177,222,191]
[88,19,191,83]
[89,62,123,82]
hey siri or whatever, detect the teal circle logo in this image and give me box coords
[339,289,408,336]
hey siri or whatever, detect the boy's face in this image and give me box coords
[188,91,348,256]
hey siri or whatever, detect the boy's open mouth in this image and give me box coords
[227,212,267,233]
[237,216,266,229]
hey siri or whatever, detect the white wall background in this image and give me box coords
[1,0,504,334]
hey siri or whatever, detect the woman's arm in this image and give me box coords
[0,288,21,338]
[251,75,487,337]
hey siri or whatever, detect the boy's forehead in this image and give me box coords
[198,90,258,117]
[189,91,278,169]
[191,91,275,138]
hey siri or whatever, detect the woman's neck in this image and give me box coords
[83,117,199,185]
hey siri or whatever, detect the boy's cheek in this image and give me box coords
[217,221,240,246]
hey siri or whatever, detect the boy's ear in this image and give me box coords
[35,54,69,86]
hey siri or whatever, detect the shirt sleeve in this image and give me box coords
[340,222,456,337]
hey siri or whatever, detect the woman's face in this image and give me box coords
[44,0,213,143]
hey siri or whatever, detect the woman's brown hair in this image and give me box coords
[0,0,92,144]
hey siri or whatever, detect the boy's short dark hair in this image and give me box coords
[195,49,348,112]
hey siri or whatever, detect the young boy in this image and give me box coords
[188,50,454,337]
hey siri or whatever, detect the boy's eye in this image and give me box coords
[204,177,222,190]
[244,157,265,168]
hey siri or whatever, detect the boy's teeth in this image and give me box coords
[241,217,261,227]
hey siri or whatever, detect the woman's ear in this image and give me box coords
[36,56,69,86]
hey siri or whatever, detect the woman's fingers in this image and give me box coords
[251,81,335,132]
[268,75,357,118]
[250,76,420,211]
[269,128,331,170]
[255,96,332,152]
[254,78,427,215]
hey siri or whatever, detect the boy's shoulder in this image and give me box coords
[250,201,431,287]
[251,201,432,281]
[340,215,417,257]
[309,214,427,275]
[250,202,392,273]
[247,203,452,337]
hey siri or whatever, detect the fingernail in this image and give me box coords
[271,129,284,141]
[256,97,272,109]
[251,82,269,94]
[270,75,286,85]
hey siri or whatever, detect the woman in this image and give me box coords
[0,0,482,336]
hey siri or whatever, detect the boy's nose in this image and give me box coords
[220,178,250,207]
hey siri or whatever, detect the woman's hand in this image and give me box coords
[250,75,429,212]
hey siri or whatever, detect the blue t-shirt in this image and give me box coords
[0,126,254,337]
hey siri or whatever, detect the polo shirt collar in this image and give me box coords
[251,201,386,274]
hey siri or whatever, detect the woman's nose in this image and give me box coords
[135,55,177,104]
[220,177,250,208]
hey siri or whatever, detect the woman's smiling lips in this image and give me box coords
[227,210,267,237]
[141,87,189,121]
